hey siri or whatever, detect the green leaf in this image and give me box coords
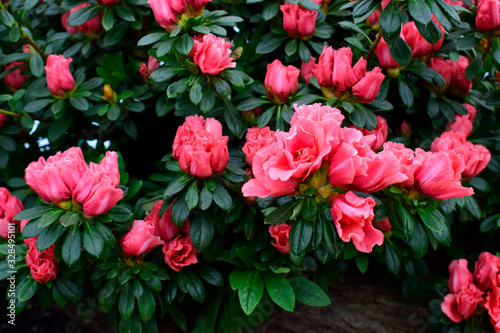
[69,96,89,111]
[285,39,298,57]
[29,53,44,78]
[48,114,74,142]
[107,205,133,222]
[138,288,156,322]
[82,221,104,257]
[298,41,311,62]
[415,19,442,44]
[264,200,302,224]
[190,211,215,251]
[408,0,432,24]
[465,57,483,81]
[212,78,232,101]
[37,209,64,228]
[177,33,194,55]
[463,195,481,219]
[24,99,52,113]
[185,180,199,210]
[264,272,295,311]
[107,104,121,121]
[0,135,15,152]
[9,25,20,42]
[417,208,444,233]
[262,3,280,20]
[256,107,274,127]
[301,197,317,221]
[199,181,213,210]
[62,225,82,266]
[212,182,232,211]
[196,265,223,287]
[237,98,267,111]
[36,222,64,251]
[137,32,167,46]
[299,0,320,10]
[22,219,43,238]
[236,247,257,268]
[385,241,400,274]
[322,213,344,258]
[118,283,134,319]
[56,278,78,299]
[102,8,114,31]
[0,9,15,28]
[163,174,192,198]
[379,0,401,35]
[256,36,286,54]
[398,78,414,107]
[293,275,330,306]
[389,37,412,65]
[394,202,415,239]
[289,218,313,264]
[67,5,102,26]
[18,278,38,302]
[60,211,80,227]
[356,253,369,273]
[238,270,264,315]
[189,81,202,105]
[171,192,190,227]
[178,269,206,302]
[429,210,451,246]
[224,100,243,137]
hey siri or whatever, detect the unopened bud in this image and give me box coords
[102,84,117,103]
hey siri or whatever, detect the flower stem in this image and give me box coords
[0,109,21,117]
[366,30,383,61]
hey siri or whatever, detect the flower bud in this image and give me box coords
[264,59,300,104]
[280,3,318,40]
[44,55,75,98]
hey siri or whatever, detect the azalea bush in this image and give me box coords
[0,0,499,331]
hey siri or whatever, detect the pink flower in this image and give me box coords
[315,45,334,87]
[100,0,120,4]
[365,0,389,27]
[375,37,400,69]
[328,127,376,186]
[0,114,5,128]
[242,126,277,168]
[280,3,318,40]
[139,56,160,81]
[26,243,57,283]
[25,147,123,215]
[269,223,291,254]
[447,103,477,138]
[145,200,190,241]
[44,55,75,98]
[30,258,58,283]
[414,150,474,199]
[350,149,408,192]
[301,56,317,84]
[0,188,25,239]
[476,0,500,31]
[484,286,500,331]
[162,236,198,272]
[190,34,236,75]
[350,115,388,151]
[352,67,385,103]
[72,151,123,216]
[61,3,103,37]
[189,0,212,12]
[448,259,474,294]
[173,115,229,178]
[330,191,383,253]
[332,47,366,92]
[382,142,423,187]
[428,56,472,95]
[4,61,28,92]
[441,284,484,323]
[431,131,491,178]
[264,59,300,104]
[147,0,187,30]
[474,252,500,291]
[290,102,345,127]
[120,220,165,256]
[403,18,444,58]
[373,217,392,232]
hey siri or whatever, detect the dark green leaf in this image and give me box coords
[293,275,330,306]
[465,57,483,80]
[82,221,104,257]
[37,222,64,251]
[385,241,400,274]
[18,278,38,302]
[108,205,133,222]
[389,37,412,65]
[190,211,215,251]
[62,225,82,266]
[138,288,156,322]
[37,210,64,228]
[408,0,432,24]
[212,182,232,211]
[264,200,302,225]
[417,208,444,233]
[264,272,295,311]
[176,34,193,55]
[238,270,264,315]
[163,174,193,198]
[24,99,52,113]
[289,219,313,264]
[380,0,401,35]
[118,283,134,319]
[394,202,415,239]
[67,5,102,26]
[29,53,44,78]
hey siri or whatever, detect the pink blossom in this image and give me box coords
[414,150,474,199]
[44,55,75,98]
[173,115,229,178]
[0,188,25,239]
[147,0,187,30]
[3,61,28,92]
[350,115,388,151]
[242,126,277,168]
[448,259,474,294]
[121,220,165,256]
[264,59,300,104]
[330,191,383,253]
[190,34,236,75]
[269,223,291,254]
[189,0,212,12]
[351,67,385,103]
[441,284,484,323]
[375,37,400,69]
[61,3,103,37]
[484,286,500,331]
[162,236,198,272]
[145,200,190,241]
[476,0,500,31]
[428,56,472,95]
[382,142,423,187]
[139,56,160,81]
[474,252,500,291]
[447,103,477,138]
[280,3,318,40]
[301,56,317,84]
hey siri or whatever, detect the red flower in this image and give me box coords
[162,236,198,272]
[269,223,291,254]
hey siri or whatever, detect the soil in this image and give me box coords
[1,278,427,333]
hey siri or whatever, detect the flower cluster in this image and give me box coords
[172,115,229,178]
[441,253,500,331]
[121,200,198,272]
[25,243,58,283]
[25,147,123,217]
[428,56,472,95]
[307,46,385,103]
